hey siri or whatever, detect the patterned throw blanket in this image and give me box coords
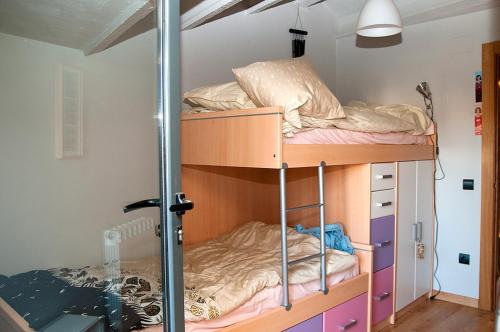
[51,256,164,327]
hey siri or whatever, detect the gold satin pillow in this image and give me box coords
[183,81,256,111]
[233,57,345,129]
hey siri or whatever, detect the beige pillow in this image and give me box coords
[233,57,345,129]
[183,81,256,111]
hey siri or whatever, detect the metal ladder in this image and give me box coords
[279,161,329,310]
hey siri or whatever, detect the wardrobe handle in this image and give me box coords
[416,221,423,241]
[374,292,391,301]
[338,319,358,331]
[376,174,393,180]
[376,201,392,207]
[412,223,418,242]
[375,240,392,248]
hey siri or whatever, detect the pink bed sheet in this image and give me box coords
[284,128,429,145]
[143,261,359,332]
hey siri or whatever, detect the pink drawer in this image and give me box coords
[284,314,322,332]
[372,266,394,325]
[323,293,368,332]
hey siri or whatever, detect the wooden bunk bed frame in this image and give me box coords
[181,107,435,169]
[181,107,435,331]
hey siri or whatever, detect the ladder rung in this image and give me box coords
[286,203,323,213]
[288,253,324,266]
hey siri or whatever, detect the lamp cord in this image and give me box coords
[426,100,445,300]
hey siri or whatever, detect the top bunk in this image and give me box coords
[181,106,436,169]
[181,52,436,170]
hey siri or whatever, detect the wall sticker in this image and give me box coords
[475,70,482,136]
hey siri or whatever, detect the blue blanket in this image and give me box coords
[295,224,354,254]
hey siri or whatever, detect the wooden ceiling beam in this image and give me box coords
[84,0,155,55]
[245,0,288,14]
[181,0,245,30]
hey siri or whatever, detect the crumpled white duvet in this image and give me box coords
[299,101,434,136]
[183,221,357,322]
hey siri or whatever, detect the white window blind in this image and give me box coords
[55,65,83,159]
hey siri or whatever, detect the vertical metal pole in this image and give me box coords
[318,161,328,294]
[157,1,185,331]
[279,164,291,310]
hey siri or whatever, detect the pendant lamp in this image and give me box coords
[356,0,402,37]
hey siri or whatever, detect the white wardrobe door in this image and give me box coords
[396,161,417,311]
[415,160,434,299]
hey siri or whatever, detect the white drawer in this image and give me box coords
[371,189,395,219]
[371,163,396,191]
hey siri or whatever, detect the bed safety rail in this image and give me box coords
[279,161,328,310]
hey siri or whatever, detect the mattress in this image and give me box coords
[142,260,359,332]
[284,127,429,145]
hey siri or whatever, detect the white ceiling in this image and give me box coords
[0,0,154,54]
[0,0,499,54]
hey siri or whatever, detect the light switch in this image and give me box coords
[463,179,474,190]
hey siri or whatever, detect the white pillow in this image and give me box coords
[183,81,256,111]
[233,57,345,129]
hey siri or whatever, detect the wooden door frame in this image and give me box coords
[479,41,500,311]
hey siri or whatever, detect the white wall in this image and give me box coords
[181,2,338,92]
[336,8,500,298]
[0,32,160,276]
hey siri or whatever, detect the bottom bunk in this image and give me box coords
[0,221,372,332]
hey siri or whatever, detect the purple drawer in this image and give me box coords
[323,293,368,332]
[284,313,322,332]
[372,266,394,325]
[370,215,395,272]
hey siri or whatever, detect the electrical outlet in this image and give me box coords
[459,253,470,265]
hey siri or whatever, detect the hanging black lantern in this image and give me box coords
[289,28,308,58]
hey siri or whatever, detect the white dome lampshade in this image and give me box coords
[356,0,402,37]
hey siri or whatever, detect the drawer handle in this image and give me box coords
[376,201,392,207]
[375,240,392,248]
[338,319,358,331]
[374,292,391,301]
[376,174,393,180]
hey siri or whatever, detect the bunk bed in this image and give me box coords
[180,103,436,331]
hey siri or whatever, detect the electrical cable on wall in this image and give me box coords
[416,82,445,300]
